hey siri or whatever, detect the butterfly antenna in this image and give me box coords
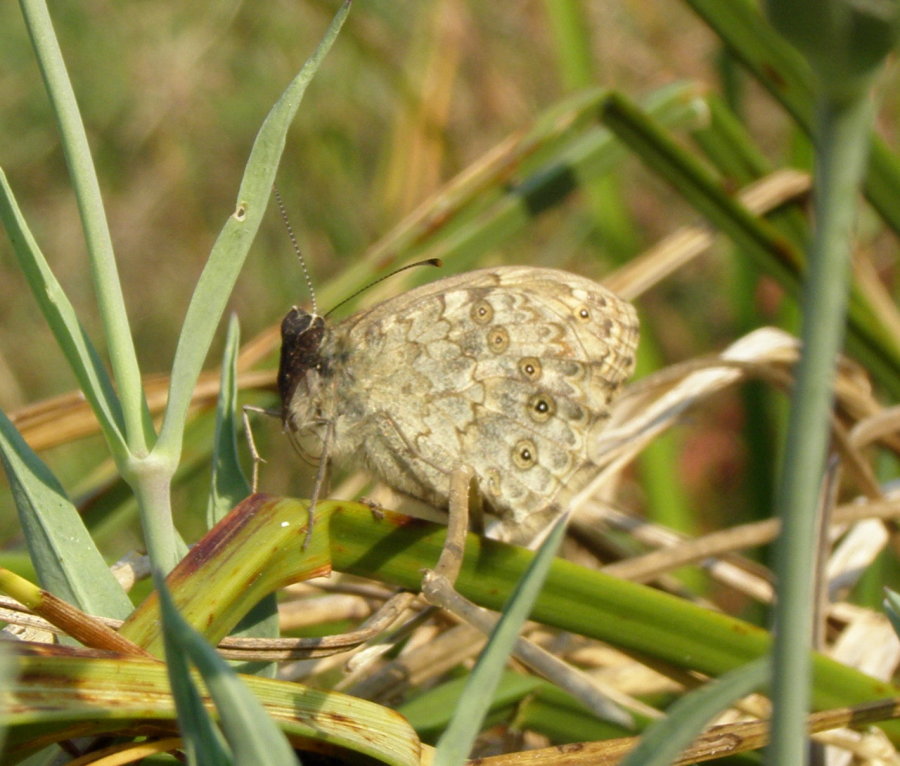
[274,184,319,316]
[325,258,443,318]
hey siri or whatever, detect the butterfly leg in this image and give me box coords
[335,466,476,683]
[241,404,279,493]
[302,417,335,549]
[432,465,475,584]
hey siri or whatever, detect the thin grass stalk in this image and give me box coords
[19,0,151,455]
[768,88,878,766]
[760,2,899,762]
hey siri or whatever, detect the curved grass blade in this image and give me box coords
[1,645,424,766]
[0,409,131,619]
[0,170,126,458]
[127,0,350,573]
[121,497,900,742]
[156,570,290,766]
[432,515,567,765]
[118,494,334,654]
[619,657,768,766]
[155,1,351,460]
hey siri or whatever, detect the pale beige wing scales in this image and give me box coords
[312,266,638,542]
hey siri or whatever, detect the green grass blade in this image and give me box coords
[155,1,350,461]
[118,495,334,653]
[324,504,900,739]
[0,409,132,619]
[602,91,801,287]
[157,571,232,766]
[762,4,898,762]
[19,0,151,453]
[399,672,545,742]
[620,658,768,766]
[156,571,293,766]
[433,515,567,766]
[769,88,877,766]
[206,314,250,529]
[127,1,348,574]
[121,498,900,743]
[600,91,900,397]
[690,93,811,249]
[685,0,900,235]
[884,589,900,638]
[206,318,278,678]
[3,648,424,765]
[0,169,126,458]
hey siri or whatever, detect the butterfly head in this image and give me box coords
[277,308,327,426]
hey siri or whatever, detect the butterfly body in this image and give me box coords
[278,266,638,542]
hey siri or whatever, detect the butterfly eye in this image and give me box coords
[527,392,556,423]
[519,356,542,381]
[470,299,494,324]
[512,439,537,470]
[487,327,510,353]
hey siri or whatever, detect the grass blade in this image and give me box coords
[126,1,350,573]
[762,3,898,761]
[3,647,424,765]
[620,657,768,766]
[117,497,900,744]
[685,0,900,235]
[433,514,568,765]
[206,314,250,528]
[207,318,279,678]
[600,91,900,397]
[156,571,291,766]
[0,409,131,619]
[155,1,350,460]
[0,169,126,457]
[20,0,151,452]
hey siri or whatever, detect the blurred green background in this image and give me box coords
[0,2,786,392]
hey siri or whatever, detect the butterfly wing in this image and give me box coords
[329,266,638,541]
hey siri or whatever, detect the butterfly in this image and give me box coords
[278,265,638,542]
